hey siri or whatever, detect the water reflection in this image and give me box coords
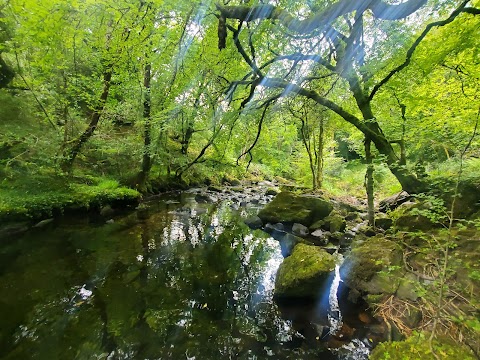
[0,190,372,359]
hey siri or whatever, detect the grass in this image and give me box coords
[322,159,403,200]
[0,169,141,223]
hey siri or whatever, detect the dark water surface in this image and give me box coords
[0,189,371,359]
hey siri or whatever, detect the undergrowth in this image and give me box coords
[0,169,140,222]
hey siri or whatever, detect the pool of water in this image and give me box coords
[0,189,374,359]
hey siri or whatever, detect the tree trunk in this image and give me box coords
[0,54,14,88]
[315,116,324,189]
[137,63,152,190]
[300,120,317,190]
[60,68,112,171]
[364,138,375,227]
[367,123,425,194]
[351,78,426,194]
[181,122,194,155]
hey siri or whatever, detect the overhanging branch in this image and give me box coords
[237,98,277,168]
[258,77,376,138]
[369,0,475,100]
[216,0,427,34]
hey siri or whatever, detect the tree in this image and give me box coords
[0,10,14,88]
[59,1,155,171]
[286,98,326,190]
[214,0,479,194]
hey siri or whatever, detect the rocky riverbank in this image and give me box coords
[245,188,480,359]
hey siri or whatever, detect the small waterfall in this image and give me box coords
[328,260,372,360]
[328,264,343,334]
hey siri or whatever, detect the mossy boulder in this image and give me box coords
[265,187,279,196]
[222,175,241,186]
[453,179,480,218]
[429,177,480,219]
[370,332,476,360]
[391,202,437,231]
[340,236,402,295]
[375,212,393,231]
[396,273,420,301]
[322,211,346,233]
[274,243,336,298]
[309,219,325,231]
[244,215,263,229]
[394,213,434,231]
[258,192,333,227]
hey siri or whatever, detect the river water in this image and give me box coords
[0,188,374,359]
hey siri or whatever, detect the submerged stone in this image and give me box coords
[0,222,29,239]
[258,192,333,227]
[33,218,54,228]
[274,243,336,298]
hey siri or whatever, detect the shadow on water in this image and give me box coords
[0,189,377,359]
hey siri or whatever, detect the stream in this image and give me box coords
[0,187,376,359]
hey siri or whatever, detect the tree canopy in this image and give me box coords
[0,0,478,196]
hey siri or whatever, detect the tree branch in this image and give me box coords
[13,50,58,133]
[231,24,263,78]
[258,77,377,138]
[369,0,473,100]
[369,0,427,20]
[236,98,276,167]
[261,53,336,72]
[216,0,427,34]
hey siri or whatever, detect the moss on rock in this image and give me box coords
[340,236,402,295]
[323,211,347,233]
[258,192,333,227]
[391,201,439,231]
[370,332,475,360]
[274,243,335,298]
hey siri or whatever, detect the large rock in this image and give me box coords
[375,213,393,231]
[244,216,263,229]
[430,177,480,219]
[340,236,402,295]
[392,202,436,231]
[258,192,333,227]
[379,191,412,212]
[322,212,346,233]
[292,223,309,237]
[0,222,29,239]
[278,233,306,257]
[274,243,336,298]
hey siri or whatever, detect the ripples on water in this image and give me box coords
[0,190,373,359]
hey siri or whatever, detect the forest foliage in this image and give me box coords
[0,0,479,217]
[1,1,480,358]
